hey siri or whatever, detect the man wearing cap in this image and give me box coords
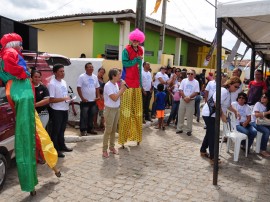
[0,33,37,193]
[118,28,144,147]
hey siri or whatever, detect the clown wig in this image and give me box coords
[129,28,145,44]
[1,33,22,48]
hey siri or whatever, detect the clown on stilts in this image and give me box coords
[118,28,145,148]
[0,33,60,196]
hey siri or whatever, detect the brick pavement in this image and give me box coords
[1,118,270,201]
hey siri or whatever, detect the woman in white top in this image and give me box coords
[102,68,127,158]
[231,92,257,152]
[250,93,270,157]
[200,76,241,164]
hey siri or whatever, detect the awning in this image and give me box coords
[217,0,270,61]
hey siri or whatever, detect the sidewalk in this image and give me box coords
[1,109,270,201]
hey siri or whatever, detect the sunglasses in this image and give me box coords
[19,42,23,46]
[262,96,267,99]
[187,73,194,75]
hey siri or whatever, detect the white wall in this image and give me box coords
[64,58,104,102]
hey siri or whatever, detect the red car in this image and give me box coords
[0,51,70,191]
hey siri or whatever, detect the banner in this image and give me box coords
[151,0,162,15]
[222,39,241,69]
[203,28,226,66]
[151,0,170,15]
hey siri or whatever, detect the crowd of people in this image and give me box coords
[2,29,270,195]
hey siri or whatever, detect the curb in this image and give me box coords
[65,115,168,143]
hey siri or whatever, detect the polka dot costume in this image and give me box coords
[118,88,143,145]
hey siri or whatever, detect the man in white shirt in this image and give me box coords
[48,64,73,158]
[176,69,200,136]
[77,62,100,136]
[142,62,153,122]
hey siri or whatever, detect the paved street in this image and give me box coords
[1,118,270,202]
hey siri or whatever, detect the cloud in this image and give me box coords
[9,0,48,9]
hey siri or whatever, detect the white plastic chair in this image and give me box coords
[254,132,263,153]
[248,105,262,153]
[220,110,248,161]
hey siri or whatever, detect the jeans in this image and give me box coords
[201,116,215,159]
[167,100,180,124]
[236,124,257,149]
[250,122,270,151]
[50,109,68,151]
[151,88,158,116]
[142,91,152,120]
[80,101,98,132]
[194,95,202,121]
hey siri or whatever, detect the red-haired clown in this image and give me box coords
[118,28,145,147]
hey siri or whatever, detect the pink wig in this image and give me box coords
[129,28,145,44]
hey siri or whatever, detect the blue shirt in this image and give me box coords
[155,91,166,110]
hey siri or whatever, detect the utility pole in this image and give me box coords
[135,0,146,46]
[157,0,167,64]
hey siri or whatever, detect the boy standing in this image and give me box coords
[155,83,166,130]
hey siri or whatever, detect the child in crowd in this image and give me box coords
[96,88,105,130]
[166,76,183,126]
[155,83,166,130]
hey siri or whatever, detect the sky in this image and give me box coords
[0,0,256,59]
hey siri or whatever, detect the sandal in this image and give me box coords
[200,152,209,158]
[109,147,118,155]
[55,171,61,178]
[210,158,221,165]
[102,151,109,158]
[260,150,270,157]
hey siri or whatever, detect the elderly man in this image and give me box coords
[176,69,200,136]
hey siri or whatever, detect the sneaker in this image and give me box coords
[109,147,118,154]
[176,130,183,134]
[102,151,109,158]
[80,131,88,136]
[187,132,192,136]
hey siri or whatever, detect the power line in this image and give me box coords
[44,0,76,17]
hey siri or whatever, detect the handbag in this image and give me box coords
[207,96,216,117]
[256,117,270,126]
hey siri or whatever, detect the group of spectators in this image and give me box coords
[36,59,270,164]
[201,67,270,164]
[146,64,270,163]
